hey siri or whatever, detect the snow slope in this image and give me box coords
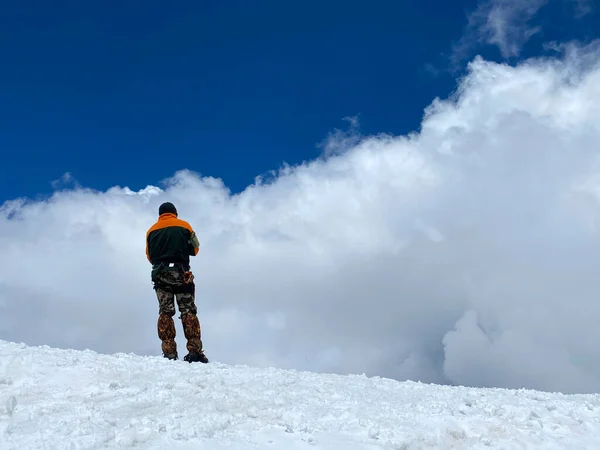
[1,340,600,449]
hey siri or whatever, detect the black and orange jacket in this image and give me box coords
[146,213,200,267]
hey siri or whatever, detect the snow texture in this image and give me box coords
[1,339,600,449]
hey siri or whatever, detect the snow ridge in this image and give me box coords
[1,340,600,449]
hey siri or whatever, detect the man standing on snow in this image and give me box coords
[146,202,209,363]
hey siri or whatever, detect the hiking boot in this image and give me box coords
[163,352,178,360]
[183,351,209,363]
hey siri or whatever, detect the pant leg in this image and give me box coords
[175,277,203,353]
[154,273,178,356]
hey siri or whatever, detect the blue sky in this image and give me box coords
[0,0,598,203]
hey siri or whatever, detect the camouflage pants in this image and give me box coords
[153,268,203,357]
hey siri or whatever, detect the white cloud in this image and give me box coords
[573,0,593,18]
[479,0,546,59]
[3,42,600,394]
[317,115,363,157]
[452,0,594,65]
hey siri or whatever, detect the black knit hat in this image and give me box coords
[158,202,177,216]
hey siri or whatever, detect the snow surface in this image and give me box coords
[1,340,600,449]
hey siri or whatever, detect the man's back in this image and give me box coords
[146,211,199,267]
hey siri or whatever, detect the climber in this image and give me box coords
[145,202,208,363]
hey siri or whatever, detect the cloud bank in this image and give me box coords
[3,42,600,394]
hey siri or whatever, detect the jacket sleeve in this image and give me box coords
[145,231,151,262]
[188,229,200,256]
